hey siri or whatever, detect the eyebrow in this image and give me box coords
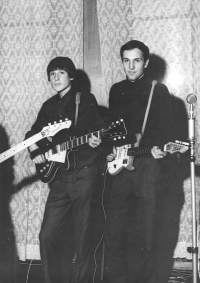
[123,57,142,60]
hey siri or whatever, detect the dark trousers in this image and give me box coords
[105,157,165,283]
[39,166,98,283]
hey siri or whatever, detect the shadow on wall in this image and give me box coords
[0,124,40,283]
[0,124,17,282]
[146,53,167,83]
[74,69,91,93]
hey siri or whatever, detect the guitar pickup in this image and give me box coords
[123,159,128,164]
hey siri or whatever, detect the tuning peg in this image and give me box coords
[59,120,62,122]
[48,123,51,125]
[54,121,57,124]
[123,136,125,139]
[65,118,68,121]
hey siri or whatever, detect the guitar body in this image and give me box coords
[107,134,141,176]
[107,155,135,176]
[36,149,77,183]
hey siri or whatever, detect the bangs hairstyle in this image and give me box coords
[47,56,76,80]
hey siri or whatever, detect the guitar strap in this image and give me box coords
[138,80,158,144]
[75,92,81,127]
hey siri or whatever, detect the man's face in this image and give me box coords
[49,69,72,96]
[122,48,149,82]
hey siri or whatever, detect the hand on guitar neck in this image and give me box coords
[150,146,167,159]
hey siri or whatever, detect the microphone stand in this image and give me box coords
[187,95,198,283]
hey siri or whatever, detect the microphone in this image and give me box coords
[186,93,197,104]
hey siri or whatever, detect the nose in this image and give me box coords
[129,61,135,69]
[54,73,60,81]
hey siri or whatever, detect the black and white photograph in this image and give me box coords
[0,1,199,283]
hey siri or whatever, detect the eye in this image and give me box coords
[123,58,129,63]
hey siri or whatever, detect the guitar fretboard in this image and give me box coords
[128,144,164,156]
[52,130,103,154]
[0,131,46,163]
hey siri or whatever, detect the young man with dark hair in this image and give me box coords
[25,56,104,283]
[105,40,178,283]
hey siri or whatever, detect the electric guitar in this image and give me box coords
[107,141,189,176]
[35,119,127,183]
[0,119,72,163]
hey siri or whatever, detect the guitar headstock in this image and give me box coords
[102,119,127,139]
[164,141,189,154]
[41,119,72,138]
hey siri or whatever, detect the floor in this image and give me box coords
[0,258,197,283]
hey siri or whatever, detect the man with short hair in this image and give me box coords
[105,40,177,283]
[25,56,104,283]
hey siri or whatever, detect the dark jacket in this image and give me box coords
[25,87,104,168]
[109,74,176,148]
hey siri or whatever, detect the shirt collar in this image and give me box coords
[57,88,74,106]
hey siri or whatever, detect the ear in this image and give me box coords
[144,59,149,68]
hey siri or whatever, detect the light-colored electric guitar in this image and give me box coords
[0,119,72,163]
[107,140,189,176]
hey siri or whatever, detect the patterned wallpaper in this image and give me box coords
[0,0,200,261]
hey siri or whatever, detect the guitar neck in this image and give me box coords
[128,144,165,156]
[0,132,46,163]
[53,130,103,153]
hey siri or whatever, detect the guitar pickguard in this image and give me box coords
[45,147,67,163]
[107,145,135,175]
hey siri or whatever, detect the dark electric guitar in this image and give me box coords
[0,119,72,163]
[35,119,127,183]
[107,140,189,176]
